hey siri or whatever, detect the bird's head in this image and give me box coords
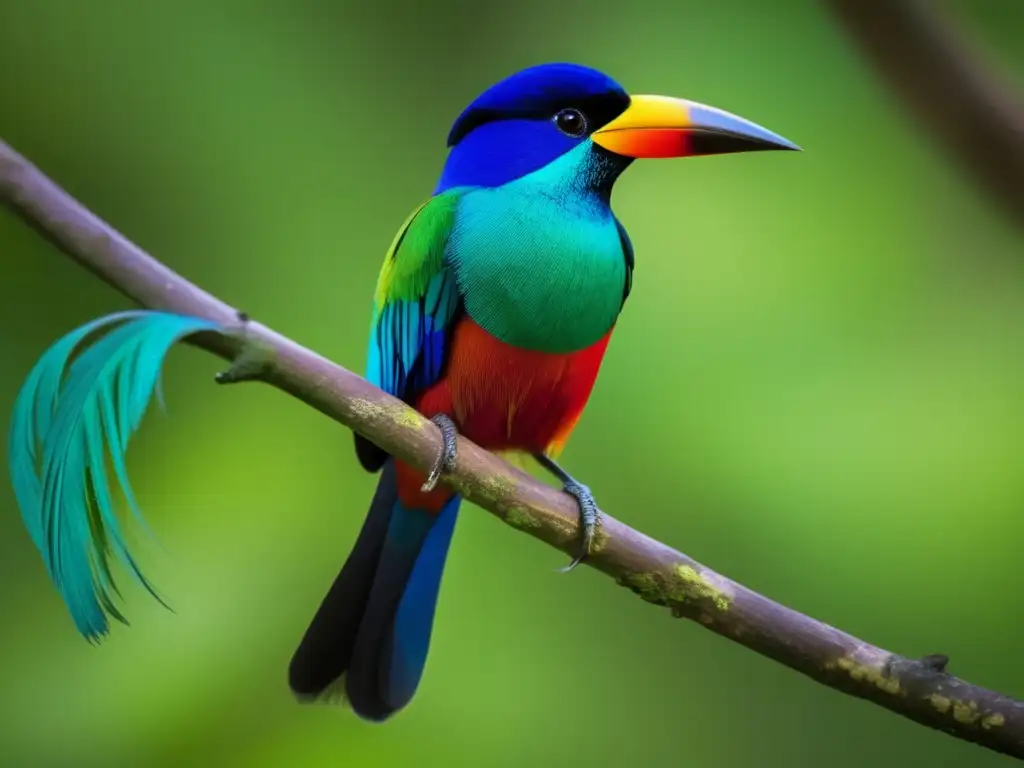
[435,62,799,195]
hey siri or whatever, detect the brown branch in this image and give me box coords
[825,0,1024,228]
[2,136,1024,759]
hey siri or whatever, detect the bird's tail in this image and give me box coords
[288,457,460,721]
[8,310,226,641]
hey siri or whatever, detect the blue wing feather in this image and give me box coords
[366,192,466,404]
[357,193,466,472]
[368,267,460,403]
[8,310,223,640]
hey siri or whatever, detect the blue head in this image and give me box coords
[435,62,800,196]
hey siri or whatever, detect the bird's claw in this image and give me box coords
[532,453,602,572]
[556,480,600,573]
[421,414,458,491]
[215,311,267,385]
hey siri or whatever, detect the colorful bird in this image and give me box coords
[286,63,798,719]
[7,62,797,722]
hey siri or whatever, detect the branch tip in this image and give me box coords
[214,309,269,385]
[920,653,951,673]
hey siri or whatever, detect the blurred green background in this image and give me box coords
[1,1,1023,766]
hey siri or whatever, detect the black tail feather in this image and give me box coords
[344,529,422,720]
[288,460,398,700]
[354,433,388,473]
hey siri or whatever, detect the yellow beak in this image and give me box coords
[591,94,800,158]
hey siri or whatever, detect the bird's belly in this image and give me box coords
[415,317,611,455]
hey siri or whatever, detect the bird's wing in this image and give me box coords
[356,189,467,471]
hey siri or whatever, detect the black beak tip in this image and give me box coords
[691,130,802,156]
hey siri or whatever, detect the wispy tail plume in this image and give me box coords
[8,310,225,641]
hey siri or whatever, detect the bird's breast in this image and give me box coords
[448,190,626,354]
[415,316,611,455]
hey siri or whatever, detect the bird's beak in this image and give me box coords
[591,94,800,158]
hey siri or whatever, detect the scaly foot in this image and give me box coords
[533,453,601,572]
[421,414,459,491]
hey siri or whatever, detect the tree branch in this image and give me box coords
[825,0,1024,228]
[2,136,1024,760]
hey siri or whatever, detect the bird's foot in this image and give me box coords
[534,454,601,572]
[556,479,600,573]
[215,310,269,385]
[421,414,459,491]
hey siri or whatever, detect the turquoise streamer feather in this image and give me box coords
[8,310,223,641]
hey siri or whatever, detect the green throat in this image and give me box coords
[448,144,629,354]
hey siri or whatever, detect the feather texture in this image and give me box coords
[414,317,612,457]
[8,310,222,641]
[448,142,631,353]
[438,63,629,192]
[356,189,466,471]
[367,189,465,402]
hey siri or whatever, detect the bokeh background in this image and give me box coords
[1,1,1023,766]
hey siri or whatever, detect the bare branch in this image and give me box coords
[2,135,1023,758]
[826,0,1024,228]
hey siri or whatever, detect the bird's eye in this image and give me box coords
[553,108,588,138]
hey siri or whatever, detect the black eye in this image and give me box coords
[553,108,588,137]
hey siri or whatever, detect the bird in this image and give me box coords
[283,62,799,719]
[7,62,798,723]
